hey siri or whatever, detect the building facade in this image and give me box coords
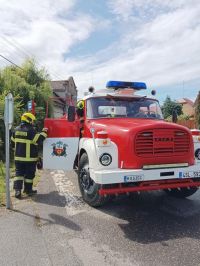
[177,98,194,117]
[50,77,77,118]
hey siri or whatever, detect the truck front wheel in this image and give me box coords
[164,187,198,198]
[78,153,110,207]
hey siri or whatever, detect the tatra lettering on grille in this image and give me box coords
[154,137,174,142]
[135,129,190,157]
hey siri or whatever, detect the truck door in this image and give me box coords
[43,117,80,170]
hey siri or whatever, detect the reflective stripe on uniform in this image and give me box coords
[32,133,40,144]
[11,136,15,142]
[14,176,24,181]
[15,131,28,137]
[14,157,38,162]
[24,178,33,184]
[41,132,47,138]
[26,141,30,159]
[32,132,47,144]
[14,138,38,161]
[14,138,35,144]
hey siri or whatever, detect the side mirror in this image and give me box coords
[68,106,76,122]
[172,109,178,123]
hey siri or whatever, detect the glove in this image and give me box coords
[42,128,48,133]
[37,157,43,170]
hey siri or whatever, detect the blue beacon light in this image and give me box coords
[106,80,147,90]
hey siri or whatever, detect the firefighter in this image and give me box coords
[11,112,48,199]
[76,100,84,116]
[76,100,84,137]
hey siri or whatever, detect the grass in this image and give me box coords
[0,162,41,206]
[0,179,5,206]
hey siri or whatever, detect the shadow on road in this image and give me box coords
[33,191,67,207]
[13,209,81,231]
[98,191,200,244]
[11,189,81,231]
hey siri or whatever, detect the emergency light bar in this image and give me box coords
[106,80,147,90]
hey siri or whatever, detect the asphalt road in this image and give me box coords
[1,170,200,266]
[48,170,200,266]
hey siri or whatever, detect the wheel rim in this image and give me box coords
[79,163,95,194]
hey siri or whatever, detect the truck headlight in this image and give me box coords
[99,153,112,166]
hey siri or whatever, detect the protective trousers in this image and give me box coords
[13,161,37,191]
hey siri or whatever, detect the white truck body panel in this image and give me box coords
[43,137,79,170]
[90,163,200,184]
[79,138,118,170]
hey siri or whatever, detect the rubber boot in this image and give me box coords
[24,182,37,196]
[25,189,37,196]
[15,190,21,199]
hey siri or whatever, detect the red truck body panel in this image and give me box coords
[83,118,194,169]
[44,117,80,138]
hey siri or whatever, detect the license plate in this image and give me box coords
[181,171,200,178]
[124,175,144,182]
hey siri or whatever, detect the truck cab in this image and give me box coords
[43,81,200,207]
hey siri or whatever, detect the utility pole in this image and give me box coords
[4,93,14,209]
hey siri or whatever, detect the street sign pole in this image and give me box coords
[4,93,14,209]
[5,117,10,209]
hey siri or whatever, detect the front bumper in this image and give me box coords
[90,164,200,185]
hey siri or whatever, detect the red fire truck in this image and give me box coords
[43,81,200,207]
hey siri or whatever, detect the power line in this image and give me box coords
[0,39,27,64]
[0,35,67,81]
[0,54,23,70]
[0,34,71,82]
[0,53,66,86]
[0,54,46,83]
[1,36,31,59]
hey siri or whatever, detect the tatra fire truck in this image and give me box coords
[43,81,200,207]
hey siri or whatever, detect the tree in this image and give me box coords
[161,96,183,119]
[0,59,53,160]
[194,91,200,129]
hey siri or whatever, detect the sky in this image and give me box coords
[0,0,200,103]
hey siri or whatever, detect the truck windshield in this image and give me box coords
[86,97,163,119]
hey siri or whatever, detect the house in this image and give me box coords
[50,76,77,118]
[176,98,194,117]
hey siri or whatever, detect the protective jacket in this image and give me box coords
[11,122,47,162]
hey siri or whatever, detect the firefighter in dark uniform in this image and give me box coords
[11,112,48,199]
[76,100,84,137]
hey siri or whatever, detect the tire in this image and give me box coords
[78,153,110,207]
[195,149,200,160]
[164,187,198,198]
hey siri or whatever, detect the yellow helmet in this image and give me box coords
[77,100,84,109]
[21,112,36,124]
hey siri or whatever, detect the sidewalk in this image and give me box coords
[0,170,82,266]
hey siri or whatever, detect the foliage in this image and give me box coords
[165,113,191,122]
[161,96,183,119]
[165,115,172,122]
[178,114,190,121]
[195,91,200,129]
[0,59,53,161]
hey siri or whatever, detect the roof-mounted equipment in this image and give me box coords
[106,80,147,90]
[88,86,95,93]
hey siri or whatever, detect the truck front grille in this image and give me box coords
[135,129,190,157]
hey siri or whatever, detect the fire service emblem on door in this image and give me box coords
[51,141,68,157]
